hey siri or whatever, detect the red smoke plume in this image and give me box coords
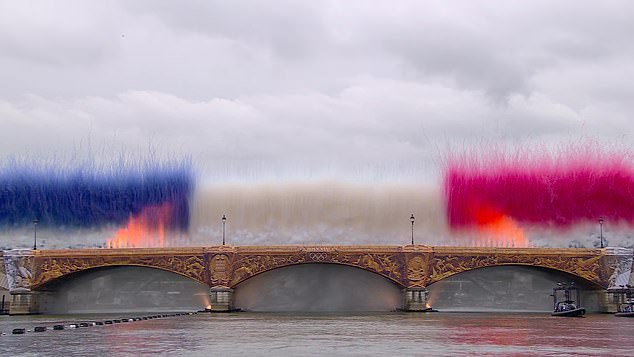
[444,143,634,246]
[106,203,173,248]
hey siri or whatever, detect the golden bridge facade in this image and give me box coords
[2,245,633,314]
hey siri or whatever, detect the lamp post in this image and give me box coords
[410,214,415,245]
[32,218,39,250]
[599,216,604,248]
[222,214,227,246]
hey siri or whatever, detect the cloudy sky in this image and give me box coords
[2,0,634,183]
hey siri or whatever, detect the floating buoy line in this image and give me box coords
[2,312,199,335]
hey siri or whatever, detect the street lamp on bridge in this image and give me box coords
[222,214,227,246]
[32,218,39,250]
[599,216,604,248]
[410,214,415,245]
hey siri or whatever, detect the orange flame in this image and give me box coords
[474,206,528,248]
[106,203,173,248]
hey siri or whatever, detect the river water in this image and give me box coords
[1,312,633,356]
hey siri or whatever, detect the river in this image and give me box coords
[1,312,633,356]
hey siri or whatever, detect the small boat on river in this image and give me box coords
[551,283,586,317]
[614,304,634,317]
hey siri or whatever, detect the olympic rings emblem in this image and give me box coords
[308,252,328,261]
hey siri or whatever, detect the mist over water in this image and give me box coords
[233,264,402,312]
[428,266,602,312]
[38,266,209,314]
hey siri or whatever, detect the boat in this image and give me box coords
[551,282,586,317]
[552,301,586,317]
[396,307,439,312]
[612,285,634,317]
[614,304,634,317]
[200,305,243,313]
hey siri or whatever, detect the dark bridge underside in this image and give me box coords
[37,265,209,314]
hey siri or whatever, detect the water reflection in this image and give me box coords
[0,313,632,356]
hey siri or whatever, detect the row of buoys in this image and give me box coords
[3,312,198,335]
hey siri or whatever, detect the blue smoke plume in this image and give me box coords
[0,157,193,230]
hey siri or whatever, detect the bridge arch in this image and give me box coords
[226,250,406,288]
[32,255,207,289]
[34,263,207,290]
[421,250,608,289]
[230,261,405,289]
[429,263,604,289]
[232,262,403,311]
[425,264,605,312]
[35,265,210,314]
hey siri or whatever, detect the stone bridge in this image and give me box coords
[1,245,633,314]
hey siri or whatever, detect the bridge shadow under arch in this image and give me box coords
[233,263,403,312]
[427,265,604,312]
[36,266,209,314]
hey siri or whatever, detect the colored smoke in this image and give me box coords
[190,181,447,246]
[444,142,634,246]
[106,202,173,248]
[0,157,193,247]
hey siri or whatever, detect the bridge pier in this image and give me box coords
[208,286,234,312]
[599,290,615,313]
[9,288,39,315]
[402,287,430,312]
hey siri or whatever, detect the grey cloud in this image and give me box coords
[0,1,119,67]
[351,1,634,101]
[123,0,331,59]
[0,79,615,183]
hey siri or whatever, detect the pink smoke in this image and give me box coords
[444,142,634,244]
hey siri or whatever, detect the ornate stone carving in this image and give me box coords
[229,248,404,287]
[15,246,623,291]
[209,254,231,286]
[230,252,306,286]
[32,253,206,288]
[0,254,7,290]
[428,250,608,287]
[604,250,633,289]
[4,250,34,291]
[406,254,431,287]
